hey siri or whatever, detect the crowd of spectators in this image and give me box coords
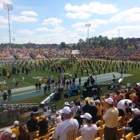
[128,48,140,61]
[0,82,140,140]
[1,46,140,61]
[81,46,120,59]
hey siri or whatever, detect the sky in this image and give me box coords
[0,0,140,44]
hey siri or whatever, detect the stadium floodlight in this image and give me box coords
[85,23,91,47]
[3,3,13,48]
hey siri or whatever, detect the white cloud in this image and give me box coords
[64,2,118,19]
[0,25,7,28]
[101,25,140,38]
[72,19,108,33]
[66,12,91,19]
[18,29,35,35]
[11,15,38,22]
[49,26,66,33]
[110,7,140,22]
[21,11,38,17]
[0,0,12,9]
[0,16,8,23]
[35,27,49,32]
[42,18,62,26]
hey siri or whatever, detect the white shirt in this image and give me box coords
[55,115,62,123]
[81,124,97,140]
[52,119,79,140]
[71,106,80,116]
[117,99,132,112]
[46,109,52,116]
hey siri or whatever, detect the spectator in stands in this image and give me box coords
[27,113,38,140]
[123,108,140,136]
[117,99,133,119]
[101,93,110,111]
[87,99,98,123]
[95,99,103,121]
[129,88,137,102]
[74,110,83,129]
[38,115,48,136]
[82,98,89,113]
[50,117,56,127]
[18,125,30,140]
[71,102,80,117]
[103,98,119,140]
[12,120,20,137]
[113,90,120,107]
[79,113,97,140]
[0,128,17,140]
[52,106,79,140]
[55,112,62,123]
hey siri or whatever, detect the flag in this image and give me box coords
[25,68,29,75]
[2,68,11,79]
[22,67,29,75]
[12,67,20,75]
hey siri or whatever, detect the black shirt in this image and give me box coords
[18,134,30,140]
[27,118,38,133]
[128,116,140,135]
[87,106,98,123]
[74,115,83,128]
[38,120,48,136]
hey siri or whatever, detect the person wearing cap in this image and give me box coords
[0,128,17,140]
[103,98,119,140]
[37,115,48,136]
[95,99,103,121]
[123,108,140,136]
[79,113,97,140]
[12,120,20,137]
[27,113,38,140]
[52,106,79,140]
[117,99,133,120]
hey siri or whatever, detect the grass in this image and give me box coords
[0,58,139,109]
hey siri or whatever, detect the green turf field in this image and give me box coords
[0,58,139,108]
[0,59,139,88]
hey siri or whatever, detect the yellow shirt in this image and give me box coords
[101,99,109,110]
[12,126,20,136]
[44,79,47,83]
[103,107,119,128]
[1,86,4,90]
[129,93,136,101]
[96,105,102,116]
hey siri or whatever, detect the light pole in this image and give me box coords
[85,23,91,47]
[3,3,13,48]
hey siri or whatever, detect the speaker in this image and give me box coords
[82,90,87,98]
[58,88,63,92]
[86,85,93,92]
[54,93,61,100]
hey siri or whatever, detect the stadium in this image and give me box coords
[0,0,140,140]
